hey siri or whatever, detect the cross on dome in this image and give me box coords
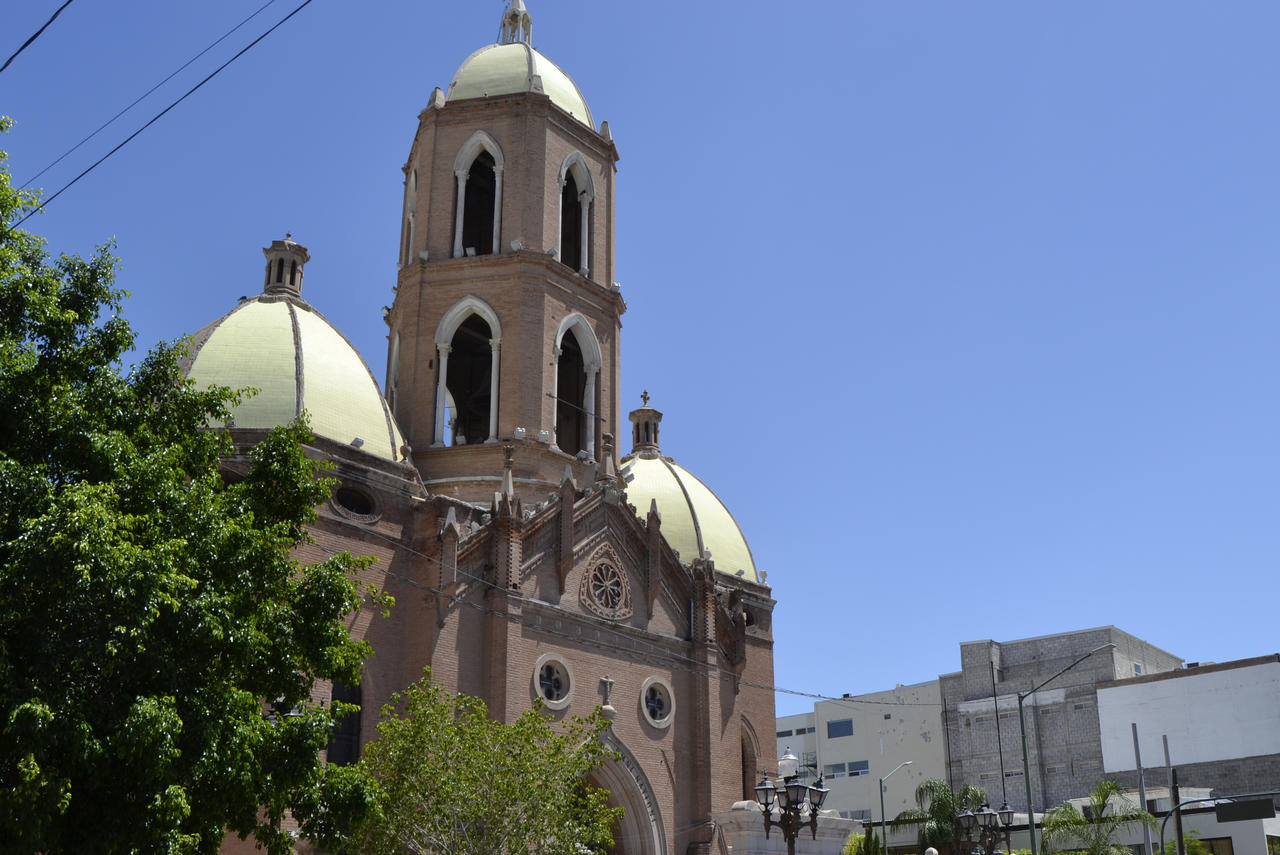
[499,0,532,45]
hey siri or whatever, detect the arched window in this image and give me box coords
[560,172,582,272]
[461,151,496,256]
[556,329,585,455]
[434,297,502,447]
[558,153,595,275]
[275,258,285,283]
[553,314,602,459]
[446,315,493,446]
[452,132,505,258]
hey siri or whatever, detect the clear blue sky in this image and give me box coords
[5,2,1277,717]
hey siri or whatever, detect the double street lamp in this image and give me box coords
[755,749,830,855]
[958,802,1015,855]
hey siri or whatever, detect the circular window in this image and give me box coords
[640,677,675,729]
[580,560,632,620]
[532,654,573,710]
[333,485,376,518]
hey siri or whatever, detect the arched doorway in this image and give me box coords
[591,734,666,855]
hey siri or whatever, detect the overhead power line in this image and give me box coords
[13,0,317,230]
[0,0,76,76]
[22,0,282,190]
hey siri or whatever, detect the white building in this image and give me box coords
[775,681,946,829]
[1098,655,1280,803]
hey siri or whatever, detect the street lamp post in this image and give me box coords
[1018,642,1116,855]
[958,803,1015,855]
[755,748,831,855]
[879,760,913,854]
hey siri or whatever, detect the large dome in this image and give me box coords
[184,237,406,463]
[446,41,594,128]
[620,406,759,583]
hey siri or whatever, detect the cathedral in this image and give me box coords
[183,4,778,854]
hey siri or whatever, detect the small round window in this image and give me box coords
[334,486,376,517]
[640,677,674,729]
[532,654,573,711]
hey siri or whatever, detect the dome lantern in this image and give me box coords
[498,0,532,45]
[629,390,662,458]
[262,233,309,298]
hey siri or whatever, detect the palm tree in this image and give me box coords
[1041,780,1157,855]
[894,779,988,855]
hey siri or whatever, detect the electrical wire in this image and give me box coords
[21,0,282,190]
[0,0,76,76]
[12,0,317,230]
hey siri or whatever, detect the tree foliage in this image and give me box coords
[0,118,382,854]
[343,672,622,855]
[1041,780,1156,855]
[894,779,988,855]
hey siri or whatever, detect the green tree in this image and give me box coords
[847,827,885,855]
[343,672,622,855]
[894,779,988,855]
[0,118,383,854]
[1041,780,1156,855]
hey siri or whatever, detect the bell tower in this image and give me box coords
[385,2,624,502]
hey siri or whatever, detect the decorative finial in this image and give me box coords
[640,389,650,406]
[498,0,532,45]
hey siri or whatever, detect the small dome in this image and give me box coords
[184,238,406,463]
[446,42,594,128]
[621,402,759,583]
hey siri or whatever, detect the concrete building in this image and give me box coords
[776,682,945,827]
[187,5,780,855]
[1098,655,1280,806]
[941,626,1182,814]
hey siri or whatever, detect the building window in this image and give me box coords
[532,654,573,711]
[824,763,846,779]
[1134,664,1143,675]
[326,681,361,766]
[461,151,497,256]
[777,729,792,738]
[558,153,594,275]
[884,713,892,720]
[847,760,870,777]
[802,726,816,734]
[640,677,674,729]
[1200,839,1235,855]
[556,328,586,454]
[445,314,494,446]
[827,718,853,739]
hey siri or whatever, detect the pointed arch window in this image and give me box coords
[556,330,586,455]
[452,132,505,258]
[558,153,594,275]
[553,314,602,459]
[433,297,502,447]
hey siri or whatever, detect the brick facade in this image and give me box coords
[218,16,777,855]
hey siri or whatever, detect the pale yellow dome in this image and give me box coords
[184,239,405,463]
[446,42,594,128]
[621,452,759,584]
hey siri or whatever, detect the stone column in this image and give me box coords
[452,170,468,258]
[492,165,504,255]
[584,365,598,457]
[550,345,562,441]
[433,343,451,446]
[578,193,591,275]
[486,337,501,443]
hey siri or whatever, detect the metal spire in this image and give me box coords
[498,0,532,45]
